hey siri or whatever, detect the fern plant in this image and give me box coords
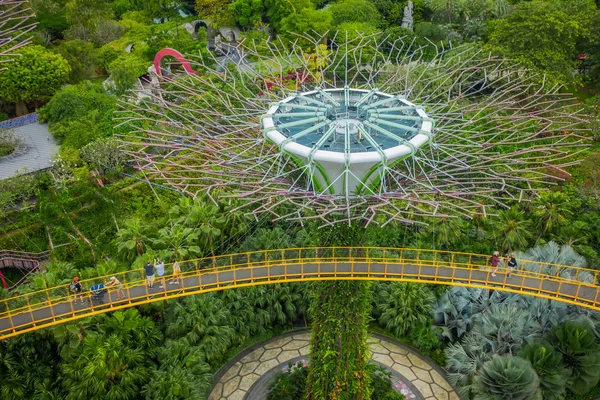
[472,355,541,400]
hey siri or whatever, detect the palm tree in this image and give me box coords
[423,217,465,249]
[60,333,147,400]
[532,191,573,240]
[115,218,152,261]
[376,282,436,337]
[152,222,202,261]
[164,294,237,364]
[489,207,532,252]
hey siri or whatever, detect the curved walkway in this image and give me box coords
[0,114,58,179]
[209,330,460,400]
[1,247,600,340]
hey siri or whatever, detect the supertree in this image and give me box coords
[0,0,36,66]
[118,32,590,398]
[118,32,589,227]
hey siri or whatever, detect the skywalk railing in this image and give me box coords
[0,247,599,340]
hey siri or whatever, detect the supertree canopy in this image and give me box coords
[119,32,589,226]
[0,0,35,64]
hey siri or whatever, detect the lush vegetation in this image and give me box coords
[1,0,600,399]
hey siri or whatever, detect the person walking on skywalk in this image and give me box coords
[69,276,84,304]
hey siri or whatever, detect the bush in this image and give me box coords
[518,341,569,400]
[549,321,600,395]
[472,355,541,400]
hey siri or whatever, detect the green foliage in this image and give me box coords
[485,1,588,86]
[0,45,70,106]
[489,207,532,252]
[518,341,570,400]
[264,0,312,32]
[472,355,542,400]
[108,53,149,94]
[548,321,600,395]
[375,282,436,337]
[57,39,98,82]
[39,81,117,148]
[280,8,333,42]
[328,0,381,27]
[306,281,373,400]
[229,0,264,28]
[267,362,309,400]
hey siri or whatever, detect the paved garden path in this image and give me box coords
[209,330,461,400]
[0,117,57,180]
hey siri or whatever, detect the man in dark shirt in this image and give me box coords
[144,261,155,288]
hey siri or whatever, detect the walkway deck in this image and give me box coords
[1,247,599,340]
[0,116,57,179]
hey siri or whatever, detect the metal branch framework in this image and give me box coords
[118,32,590,226]
[0,0,35,65]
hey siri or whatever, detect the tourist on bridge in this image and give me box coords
[155,258,166,289]
[144,261,155,288]
[507,253,518,277]
[69,276,84,304]
[491,251,500,278]
[170,260,181,285]
[105,276,126,300]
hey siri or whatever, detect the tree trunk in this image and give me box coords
[15,100,28,116]
[305,281,373,400]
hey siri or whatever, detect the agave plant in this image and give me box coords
[518,341,569,400]
[472,355,541,400]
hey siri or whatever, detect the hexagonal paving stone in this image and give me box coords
[408,353,433,371]
[278,349,301,363]
[413,367,433,383]
[240,348,264,363]
[220,363,242,383]
[372,353,394,367]
[392,364,417,381]
[239,373,261,391]
[228,389,246,400]
[292,333,311,341]
[370,342,390,355]
[254,358,281,375]
[298,344,310,355]
[390,352,412,366]
[380,341,409,355]
[282,340,310,350]
[260,348,282,362]
[222,376,241,397]
[208,382,222,400]
[430,370,453,391]
[264,337,293,349]
[412,379,433,398]
[239,360,260,376]
[449,391,461,400]
[431,383,450,400]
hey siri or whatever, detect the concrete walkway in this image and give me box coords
[0,119,58,179]
[209,330,461,400]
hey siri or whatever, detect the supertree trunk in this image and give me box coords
[306,280,373,400]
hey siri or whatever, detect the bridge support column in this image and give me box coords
[306,281,373,399]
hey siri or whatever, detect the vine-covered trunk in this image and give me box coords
[306,280,373,400]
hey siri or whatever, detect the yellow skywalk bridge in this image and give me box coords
[1,247,600,340]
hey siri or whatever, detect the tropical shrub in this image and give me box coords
[471,355,541,400]
[374,282,436,337]
[548,321,600,395]
[518,341,569,400]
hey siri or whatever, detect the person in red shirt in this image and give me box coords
[491,251,500,278]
